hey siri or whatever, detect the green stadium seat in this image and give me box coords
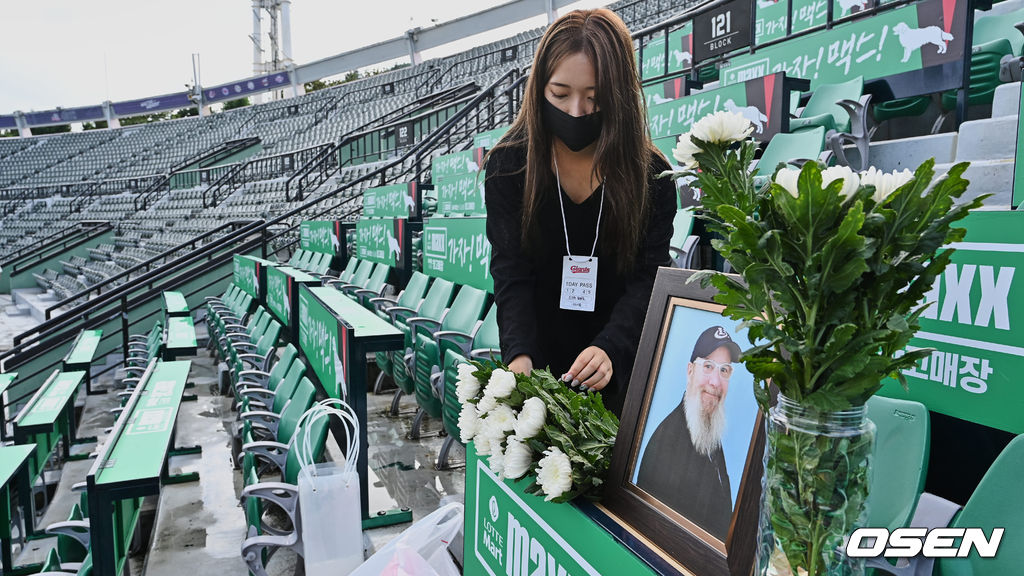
[371,271,431,392]
[409,284,488,439]
[754,126,827,181]
[387,278,455,415]
[790,76,865,134]
[433,303,500,469]
[669,209,698,269]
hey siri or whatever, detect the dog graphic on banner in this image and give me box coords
[892,22,955,62]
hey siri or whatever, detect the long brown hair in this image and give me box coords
[489,8,658,274]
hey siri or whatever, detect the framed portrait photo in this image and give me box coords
[599,267,766,576]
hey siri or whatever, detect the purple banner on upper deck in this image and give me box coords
[25,105,105,126]
[112,92,194,116]
[0,116,16,130]
[204,72,290,103]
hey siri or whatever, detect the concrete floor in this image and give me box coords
[10,331,466,575]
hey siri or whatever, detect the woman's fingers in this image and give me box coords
[564,346,612,391]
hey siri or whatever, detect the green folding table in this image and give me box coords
[162,291,190,319]
[162,316,196,361]
[305,286,409,529]
[86,360,197,576]
[0,444,36,574]
[63,329,103,395]
[13,370,85,537]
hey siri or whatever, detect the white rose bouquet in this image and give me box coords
[456,360,619,503]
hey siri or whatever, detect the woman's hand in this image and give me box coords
[508,354,534,375]
[563,346,613,391]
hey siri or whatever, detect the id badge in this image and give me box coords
[560,256,598,312]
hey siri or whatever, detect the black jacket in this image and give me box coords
[636,400,733,540]
[484,144,675,417]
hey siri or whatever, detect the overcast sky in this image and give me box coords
[0,0,606,115]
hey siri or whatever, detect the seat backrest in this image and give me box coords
[799,76,863,133]
[266,344,300,391]
[473,303,501,353]
[756,127,826,177]
[339,257,359,283]
[974,10,1024,54]
[442,285,488,333]
[272,360,307,414]
[865,395,930,532]
[277,377,316,444]
[348,259,373,288]
[288,249,305,267]
[670,209,693,250]
[312,252,331,274]
[397,271,431,308]
[417,277,456,321]
[364,263,391,294]
[937,434,1024,576]
[283,413,330,485]
[253,321,282,357]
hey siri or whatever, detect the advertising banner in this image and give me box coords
[436,171,487,216]
[878,211,1024,434]
[233,255,262,299]
[422,217,492,292]
[473,126,510,149]
[25,106,105,126]
[756,0,791,44]
[299,220,341,256]
[298,285,345,399]
[722,0,968,94]
[356,218,407,268]
[112,92,194,116]
[204,71,290,103]
[363,183,419,219]
[266,265,291,327]
[639,23,694,81]
[464,444,654,576]
[648,72,791,144]
[432,148,486,181]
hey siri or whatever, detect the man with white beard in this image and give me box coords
[635,325,740,541]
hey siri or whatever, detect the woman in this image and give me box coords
[485,8,675,417]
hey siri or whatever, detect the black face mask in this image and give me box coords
[542,98,602,152]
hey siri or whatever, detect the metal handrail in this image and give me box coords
[4,221,112,271]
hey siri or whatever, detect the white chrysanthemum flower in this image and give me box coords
[502,436,534,479]
[487,404,517,433]
[455,363,481,403]
[774,168,800,197]
[458,403,480,443]
[536,446,573,501]
[860,167,914,202]
[514,397,546,439]
[474,426,497,456]
[691,110,754,145]
[672,133,701,168]
[488,443,506,478]
[484,368,517,399]
[476,394,498,414]
[821,165,860,198]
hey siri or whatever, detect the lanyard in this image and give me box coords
[553,157,605,259]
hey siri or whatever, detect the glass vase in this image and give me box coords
[755,394,876,576]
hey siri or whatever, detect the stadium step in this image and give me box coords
[955,116,1019,163]
[991,82,1021,118]
[861,133,958,173]
[936,159,1015,208]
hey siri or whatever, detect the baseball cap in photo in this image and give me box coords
[690,325,742,362]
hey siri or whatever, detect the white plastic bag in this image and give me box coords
[350,502,464,576]
[296,400,363,576]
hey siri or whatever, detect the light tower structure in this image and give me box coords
[250,0,294,97]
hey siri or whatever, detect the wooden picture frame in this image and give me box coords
[600,267,766,576]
